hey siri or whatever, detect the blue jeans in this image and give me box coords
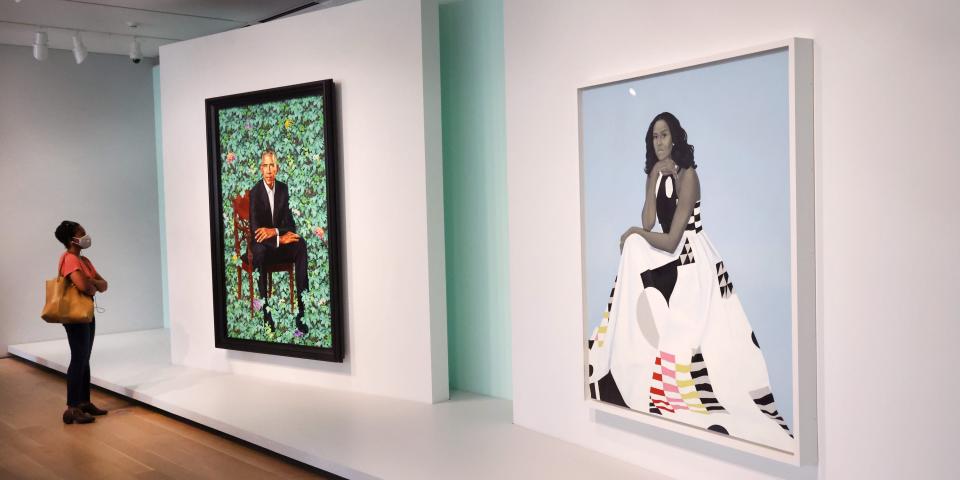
[63,319,95,407]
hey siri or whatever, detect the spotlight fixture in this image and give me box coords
[129,37,142,63]
[72,32,88,64]
[32,31,48,61]
[18,21,174,66]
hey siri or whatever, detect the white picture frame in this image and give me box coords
[578,38,816,465]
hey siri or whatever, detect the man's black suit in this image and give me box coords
[249,180,308,327]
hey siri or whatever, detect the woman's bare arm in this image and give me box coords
[641,171,658,231]
[91,273,108,293]
[68,270,97,296]
[81,258,108,292]
[632,169,700,252]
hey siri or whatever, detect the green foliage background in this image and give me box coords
[217,95,333,348]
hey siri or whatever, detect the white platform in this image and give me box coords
[8,329,665,480]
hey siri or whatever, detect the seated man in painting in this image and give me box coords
[249,148,310,336]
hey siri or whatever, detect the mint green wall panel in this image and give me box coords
[153,66,169,329]
[440,0,511,399]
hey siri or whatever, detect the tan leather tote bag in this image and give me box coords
[41,255,94,324]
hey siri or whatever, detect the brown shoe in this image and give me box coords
[78,402,108,416]
[63,407,95,424]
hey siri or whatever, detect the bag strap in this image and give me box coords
[58,252,78,280]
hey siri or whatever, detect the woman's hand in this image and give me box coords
[620,226,641,252]
[91,277,108,293]
[68,270,98,296]
[653,159,678,175]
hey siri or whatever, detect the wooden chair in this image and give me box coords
[232,191,296,317]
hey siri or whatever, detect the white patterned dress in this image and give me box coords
[587,172,794,451]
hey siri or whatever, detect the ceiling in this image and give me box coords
[0,0,358,59]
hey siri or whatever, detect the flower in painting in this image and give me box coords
[252,298,264,312]
[284,118,294,129]
[293,208,301,217]
[314,227,325,240]
[244,122,252,130]
[226,152,236,164]
[294,329,304,338]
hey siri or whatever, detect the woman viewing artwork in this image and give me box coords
[53,220,109,424]
[587,112,793,451]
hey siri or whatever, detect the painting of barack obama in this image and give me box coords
[250,150,309,335]
[205,80,344,362]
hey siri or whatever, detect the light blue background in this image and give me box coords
[581,49,792,428]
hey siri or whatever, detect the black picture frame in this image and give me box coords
[205,80,345,362]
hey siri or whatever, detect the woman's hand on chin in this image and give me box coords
[653,159,678,175]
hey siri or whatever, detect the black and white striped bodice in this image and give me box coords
[656,174,702,234]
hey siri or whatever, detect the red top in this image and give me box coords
[60,252,98,279]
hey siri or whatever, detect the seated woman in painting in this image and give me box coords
[587,112,793,450]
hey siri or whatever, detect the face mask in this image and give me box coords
[72,234,92,249]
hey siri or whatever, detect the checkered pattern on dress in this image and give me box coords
[685,201,702,233]
[715,261,734,298]
[750,386,793,437]
[649,349,726,415]
[588,276,618,350]
[679,238,695,265]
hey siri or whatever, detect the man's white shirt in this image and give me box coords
[263,180,280,247]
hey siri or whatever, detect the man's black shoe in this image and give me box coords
[264,308,276,331]
[295,318,310,335]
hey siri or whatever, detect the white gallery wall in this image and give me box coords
[504,1,958,479]
[159,0,448,403]
[0,45,162,356]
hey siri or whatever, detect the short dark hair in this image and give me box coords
[54,220,80,248]
[644,112,697,174]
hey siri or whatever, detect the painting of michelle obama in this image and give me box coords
[579,43,815,457]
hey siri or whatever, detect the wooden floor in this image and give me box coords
[0,357,335,480]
